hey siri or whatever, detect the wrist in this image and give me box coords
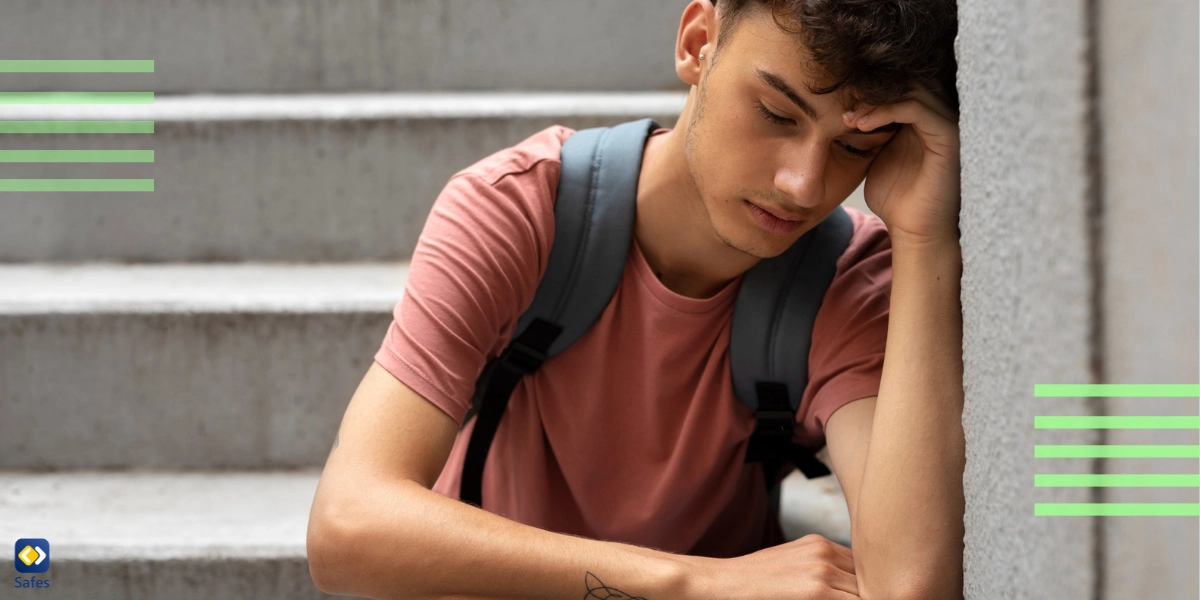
[673,554,727,600]
[888,226,961,266]
[887,227,961,254]
[888,237,962,291]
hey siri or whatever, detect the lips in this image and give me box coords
[750,201,806,222]
[743,199,805,234]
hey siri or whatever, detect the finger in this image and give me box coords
[853,99,954,135]
[846,99,957,142]
[823,538,855,566]
[827,545,857,576]
[797,535,856,574]
[826,587,862,600]
[799,533,854,561]
[823,567,861,598]
[907,86,958,121]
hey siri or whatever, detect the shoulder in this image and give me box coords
[836,206,892,274]
[454,125,576,188]
[426,125,577,267]
[795,207,892,446]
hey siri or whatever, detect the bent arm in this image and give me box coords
[836,238,966,600]
[306,361,694,600]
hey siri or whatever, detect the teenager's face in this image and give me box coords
[682,8,899,258]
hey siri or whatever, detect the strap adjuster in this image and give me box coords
[499,341,547,375]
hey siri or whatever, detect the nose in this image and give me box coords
[773,140,827,209]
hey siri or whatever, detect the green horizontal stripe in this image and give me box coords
[0,179,153,192]
[0,92,153,105]
[0,60,153,73]
[0,150,152,163]
[0,121,153,134]
[1035,416,1200,429]
[1036,384,1200,397]
[1036,445,1200,458]
[1035,503,1200,517]
[1035,474,1200,487]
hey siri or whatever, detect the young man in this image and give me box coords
[308,1,964,598]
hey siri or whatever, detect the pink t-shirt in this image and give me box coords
[374,124,892,558]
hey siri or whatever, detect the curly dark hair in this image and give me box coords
[712,0,958,112]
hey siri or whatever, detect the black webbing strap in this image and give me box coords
[745,382,831,511]
[459,318,563,507]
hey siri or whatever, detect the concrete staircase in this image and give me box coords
[0,2,850,598]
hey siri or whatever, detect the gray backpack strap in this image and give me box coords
[460,118,660,507]
[512,117,661,356]
[730,206,854,504]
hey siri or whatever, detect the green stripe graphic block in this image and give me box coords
[0,150,152,163]
[1036,384,1200,397]
[0,60,154,73]
[0,179,153,192]
[1035,503,1200,517]
[0,121,153,134]
[0,92,153,105]
[1035,445,1200,458]
[1035,474,1200,487]
[1035,416,1200,429]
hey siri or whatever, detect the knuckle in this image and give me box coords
[813,560,840,580]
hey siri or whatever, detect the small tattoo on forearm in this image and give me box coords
[584,572,647,600]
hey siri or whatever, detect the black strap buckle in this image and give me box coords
[498,340,547,375]
[753,410,795,436]
[746,411,794,461]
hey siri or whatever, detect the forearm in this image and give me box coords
[853,236,966,599]
[308,477,693,600]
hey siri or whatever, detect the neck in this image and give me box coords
[634,119,761,299]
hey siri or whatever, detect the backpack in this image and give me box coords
[458,118,853,516]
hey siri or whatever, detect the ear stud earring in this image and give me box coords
[699,54,705,60]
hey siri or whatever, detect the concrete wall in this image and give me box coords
[0,0,687,93]
[957,1,1098,598]
[959,0,1199,598]
[1097,1,1200,598]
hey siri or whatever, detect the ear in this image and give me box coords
[675,0,717,87]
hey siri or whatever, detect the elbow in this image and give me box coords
[306,503,348,594]
[860,573,962,600]
[307,481,432,600]
[898,577,962,600]
[307,494,371,596]
[851,536,963,600]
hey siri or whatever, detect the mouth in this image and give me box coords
[743,199,805,234]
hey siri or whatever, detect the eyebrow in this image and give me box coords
[755,68,901,135]
[757,68,819,120]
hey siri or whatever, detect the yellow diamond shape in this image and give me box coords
[17,545,37,566]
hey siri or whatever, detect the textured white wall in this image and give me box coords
[1097,1,1200,598]
[957,0,1098,597]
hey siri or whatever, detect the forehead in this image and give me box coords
[720,9,862,108]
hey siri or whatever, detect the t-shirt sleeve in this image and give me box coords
[794,208,892,449]
[373,165,558,425]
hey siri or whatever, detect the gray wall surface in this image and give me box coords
[0,0,688,93]
[959,0,1200,598]
[957,0,1098,598]
[1097,1,1200,598]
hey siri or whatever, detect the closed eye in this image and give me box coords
[836,141,876,159]
[758,99,882,159]
[754,101,794,126]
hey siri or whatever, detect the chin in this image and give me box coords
[714,222,794,260]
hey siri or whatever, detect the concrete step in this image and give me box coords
[0,468,846,599]
[0,262,406,470]
[778,451,853,547]
[0,0,687,93]
[0,92,687,262]
[0,471,342,599]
